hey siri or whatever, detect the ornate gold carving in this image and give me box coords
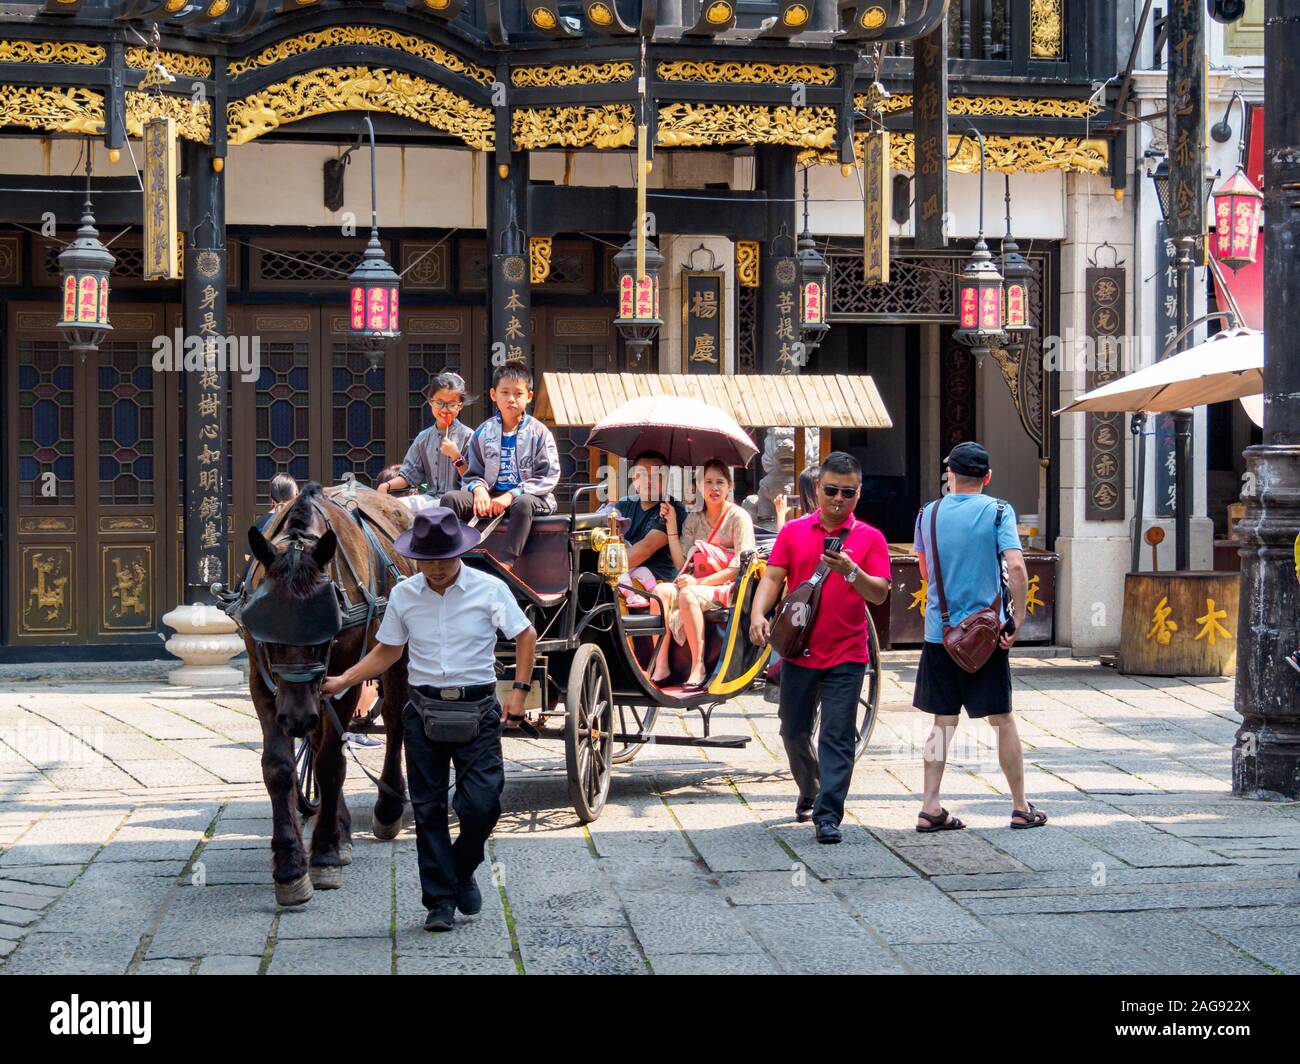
[782,4,810,27]
[530,7,558,29]
[1030,0,1065,59]
[512,62,634,87]
[107,550,151,625]
[127,91,211,143]
[19,516,75,533]
[656,103,836,149]
[860,5,887,29]
[100,516,154,532]
[588,2,615,25]
[854,93,1099,119]
[0,85,104,135]
[0,41,106,65]
[511,105,634,150]
[408,316,463,333]
[811,131,1108,175]
[144,117,180,280]
[227,67,493,149]
[0,233,19,284]
[704,1,733,23]
[227,28,492,85]
[656,61,836,85]
[529,236,552,285]
[22,547,72,633]
[126,46,212,79]
[735,241,760,288]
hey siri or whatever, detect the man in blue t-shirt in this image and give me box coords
[911,442,1045,835]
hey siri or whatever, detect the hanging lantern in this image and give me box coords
[57,192,115,361]
[1211,167,1263,272]
[346,116,401,368]
[998,172,1031,356]
[797,229,830,348]
[953,237,1005,367]
[613,228,664,364]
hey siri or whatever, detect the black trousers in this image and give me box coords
[441,490,549,562]
[402,699,504,909]
[777,660,866,828]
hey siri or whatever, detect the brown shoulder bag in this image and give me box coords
[929,498,1014,674]
[769,534,842,660]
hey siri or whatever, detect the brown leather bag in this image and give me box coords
[769,534,842,660]
[928,499,1014,674]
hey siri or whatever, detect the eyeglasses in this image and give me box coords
[429,399,463,411]
[820,485,860,499]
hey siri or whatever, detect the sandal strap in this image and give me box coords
[917,808,949,826]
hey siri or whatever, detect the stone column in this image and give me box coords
[1233,0,1300,800]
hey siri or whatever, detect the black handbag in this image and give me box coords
[407,688,499,745]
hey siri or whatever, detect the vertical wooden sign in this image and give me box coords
[1084,266,1126,522]
[143,117,179,281]
[912,20,948,249]
[1153,223,1179,518]
[683,270,724,373]
[863,129,891,285]
[1166,0,1205,246]
[490,251,531,365]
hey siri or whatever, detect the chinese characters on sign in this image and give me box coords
[863,129,891,286]
[184,245,228,596]
[1166,0,1205,246]
[143,117,179,281]
[912,21,948,249]
[491,253,531,365]
[768,256,800,374]
[1154,224,1179,518]
[683,270,724,373]
[1084,266,1126,522]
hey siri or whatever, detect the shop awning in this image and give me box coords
[535,373,893,430]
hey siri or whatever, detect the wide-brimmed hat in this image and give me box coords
[393,507,481,560]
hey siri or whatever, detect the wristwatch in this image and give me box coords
[512,681,532,693]
[844,565,860,585]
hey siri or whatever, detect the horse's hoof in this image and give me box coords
[339,841,353,866]
[372,814,402,841]
[275,873,313,906]
[309,864,343,890]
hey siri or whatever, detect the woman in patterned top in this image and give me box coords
[649,460,756,689]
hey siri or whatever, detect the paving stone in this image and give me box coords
[397,954,518,975]
[196,954,263,975]
[135,958,193,975]
[895,942,1034,974]
[648,952,778,975]
[0,812,127,867]
[3,931,141,975]
[739,903,907,974]
[146,885,277,959]
[267,937,392,976]
[617,892,764,956]
[516,925,647,975]
[274,841,393,940]
[836,878,996,945]
[1204,926,1300,974]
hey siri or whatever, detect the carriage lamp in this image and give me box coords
[1211,167,1263,272]
[613,227,664,366]
[950,126,1005,368]
[57,151,115,362]
[999,174,1032,357]
[590,514,629,586]
[797,167,831,349]
[346,115,401,369]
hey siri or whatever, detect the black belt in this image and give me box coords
[413,682,496,702]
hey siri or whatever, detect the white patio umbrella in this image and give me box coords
[588,394,759,468]
[1054,327,1263,415]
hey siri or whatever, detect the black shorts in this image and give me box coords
[913,642,1013,719]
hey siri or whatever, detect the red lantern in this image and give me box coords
[1211,168,1263,272]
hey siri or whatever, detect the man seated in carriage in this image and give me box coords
[608,451,687,606]
[441,360,560,571]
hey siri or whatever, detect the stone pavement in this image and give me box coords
[1,658,1297,975]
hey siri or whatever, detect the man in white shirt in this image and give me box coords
[323,506,537,932]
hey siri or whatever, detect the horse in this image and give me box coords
[239,482,415,906]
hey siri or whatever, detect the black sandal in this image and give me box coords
[1010,802,1048,829]
[915,808,966,833]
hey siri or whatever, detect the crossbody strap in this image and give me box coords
[929,500,952,626]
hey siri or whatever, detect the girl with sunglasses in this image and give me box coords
[379,370,477,505]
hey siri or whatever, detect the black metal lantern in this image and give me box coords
[57,151,115,362]
[346,116,400,368]
[950,127,1004,367]
[613,226,664,364]
[797,167,830,349]
[1000,174,1032,356]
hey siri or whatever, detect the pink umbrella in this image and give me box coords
[587,394,759,468]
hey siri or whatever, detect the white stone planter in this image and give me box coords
[162,603,246,687]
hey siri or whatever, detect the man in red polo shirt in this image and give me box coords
[750,451,891,844]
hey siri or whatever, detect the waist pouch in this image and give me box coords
[408,688,498,745]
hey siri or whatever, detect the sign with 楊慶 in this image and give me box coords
[1166,0,1205,247]
[863,129,891,285]
[1084,266,1126,522]
[143,117,179,281]
[912,20,948,249]
[682,269,724,373]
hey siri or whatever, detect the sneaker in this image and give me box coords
[455,877,483,916]
[423,902,456,932]
[344,732,383,748]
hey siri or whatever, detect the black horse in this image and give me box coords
[241,483,415,906]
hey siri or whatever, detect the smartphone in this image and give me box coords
[823,536,843,554]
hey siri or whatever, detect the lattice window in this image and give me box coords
[737,284,758,372]
[331,345,387,486]
[43,243,147,280]
[254,340,312,508]
[537,243,594,292]
[255,247,360,286]
[829,253,959,319]
[408,342,466,436]
[17,340,75,504]
[400,242,450,291]
[97,342,155,505]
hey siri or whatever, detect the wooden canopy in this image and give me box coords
[535,373,893,430]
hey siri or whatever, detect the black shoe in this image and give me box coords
[795,799,815,823]
[1287,649,1300,675]
[455,877,483,916]
[423,902,456,932]
[815,821,842,845]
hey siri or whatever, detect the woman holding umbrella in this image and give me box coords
[651,459,756,688]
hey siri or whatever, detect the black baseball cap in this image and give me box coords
[945,442,990,478]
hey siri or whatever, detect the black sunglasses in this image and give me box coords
[820,484,860,498]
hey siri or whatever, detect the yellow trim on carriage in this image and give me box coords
[708,557,771,696]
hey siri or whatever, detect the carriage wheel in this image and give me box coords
[811,613,883,762]
[294,737,320,817]
[564,644,614,823]
[611,702,660,765]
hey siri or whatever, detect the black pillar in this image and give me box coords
[181,139,228,605]
[1233,0,1300,800]
[756,145,796,375]
[486,150,531,393]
